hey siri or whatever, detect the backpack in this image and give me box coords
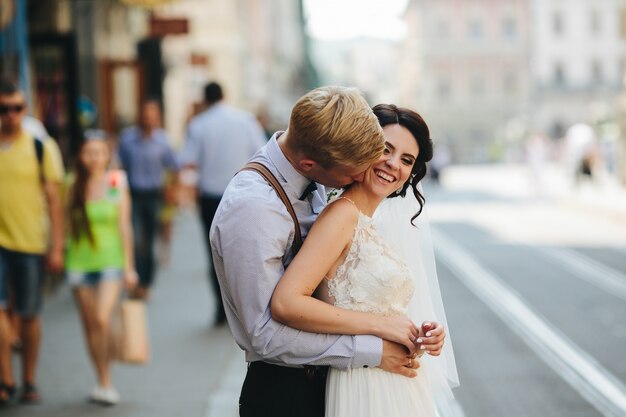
[33,136,44,182]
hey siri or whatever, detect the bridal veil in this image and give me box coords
[373,185,460,405]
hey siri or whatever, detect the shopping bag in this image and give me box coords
[111,299,150,364]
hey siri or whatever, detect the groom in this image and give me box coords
[210,86,445,417]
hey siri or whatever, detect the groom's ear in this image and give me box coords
[298,158,318,173]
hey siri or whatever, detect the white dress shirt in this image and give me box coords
[179,103,267,197]
[210,133,383,369]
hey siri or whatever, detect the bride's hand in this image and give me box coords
[418,321,446,356]
[375,316,420,354]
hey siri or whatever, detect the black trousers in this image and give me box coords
[198,194,225,323]
[131,189,163,288]
[240,362,328,417]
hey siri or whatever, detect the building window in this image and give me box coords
[554,62,565,85]
[469,18,483,39]
[591,60,603,84]
[502,17,517,39]
[553,11,564,36]
[590,10,601,35]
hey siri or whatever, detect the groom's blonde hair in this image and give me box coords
[286,86,385,168]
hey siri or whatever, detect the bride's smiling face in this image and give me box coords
[365,124,419,197]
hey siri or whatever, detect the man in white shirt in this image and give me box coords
[210,86,446,417]
[180,82,267,324]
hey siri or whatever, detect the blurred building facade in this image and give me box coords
[397,0,626,169]
[2,0,314,160]
[311,37,400,105]
[400,0,531,163]
[531,0,626,183]
[529,0,626,138]
[157,0,314,142]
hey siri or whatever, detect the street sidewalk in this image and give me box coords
[3,210,242,417]
[428,163,626,249]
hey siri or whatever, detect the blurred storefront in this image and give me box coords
[2,0,315,161]
[0,1,141,159]
[0,0,30,94]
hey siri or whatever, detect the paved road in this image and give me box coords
[3,165,625,417]
[426,167,626,417]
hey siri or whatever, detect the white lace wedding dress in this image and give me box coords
[325,210,438,417]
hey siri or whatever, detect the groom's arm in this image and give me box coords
[210,184,381,369]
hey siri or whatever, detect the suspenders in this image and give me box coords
[239,162,303,255]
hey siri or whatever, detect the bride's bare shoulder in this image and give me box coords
[304,197,360,250]
[319,197,360,223]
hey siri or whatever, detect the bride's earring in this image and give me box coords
[395,187,403,195]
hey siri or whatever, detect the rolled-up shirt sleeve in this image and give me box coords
[210,174,382,369]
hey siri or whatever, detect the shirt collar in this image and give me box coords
[266,131,312,200]
[203,102,224,116]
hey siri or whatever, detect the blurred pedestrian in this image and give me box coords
[0,77,65,404]
[118,99,179,299]
[158,171,177,266]
[563,123,599,185]
[65,130,137,406]
[7,116,50,355]
[429,141,451,185]
[179,81,266,326]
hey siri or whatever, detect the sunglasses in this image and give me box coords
[0,104,25,115]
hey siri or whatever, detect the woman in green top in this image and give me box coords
[65,131,137,406]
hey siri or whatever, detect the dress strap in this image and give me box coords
[336,196,373,221]
[337,196,358,208]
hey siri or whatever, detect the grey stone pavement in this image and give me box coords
[3,209,243,417]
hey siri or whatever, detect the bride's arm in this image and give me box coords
[271,199,420,353]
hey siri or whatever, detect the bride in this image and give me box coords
[271,104,458,416]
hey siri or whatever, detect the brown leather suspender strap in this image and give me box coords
[239,162,303,254]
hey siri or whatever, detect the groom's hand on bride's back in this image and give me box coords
[379,340,419,378]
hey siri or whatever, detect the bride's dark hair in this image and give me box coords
[372,104,433,224]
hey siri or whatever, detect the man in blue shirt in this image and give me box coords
[180,82,267,325]
[118,99,179,299]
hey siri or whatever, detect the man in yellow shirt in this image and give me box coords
[0,78,64,404]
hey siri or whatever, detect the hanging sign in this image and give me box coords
[149,16,188,36]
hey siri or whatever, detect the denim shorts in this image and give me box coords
[66,268,123,287]
[0,246,45,317]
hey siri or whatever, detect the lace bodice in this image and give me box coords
[327,211,415,317]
